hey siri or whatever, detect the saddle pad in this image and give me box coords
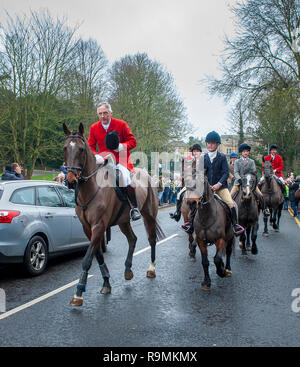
[213,194,232,216]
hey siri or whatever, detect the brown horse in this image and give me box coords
[63,123,164,306]
[193,176,235,290]
[233,173,259,257]
[261,160,284,236]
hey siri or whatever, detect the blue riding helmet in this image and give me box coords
[238,143,251,153]
[205,131,221,144]
[230,152,239,159]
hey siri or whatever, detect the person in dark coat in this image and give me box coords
[182,131,244,236]
[289,176,300,217]
[1,163,24,181]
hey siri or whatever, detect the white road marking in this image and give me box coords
[133,233,178,256]
[0,233,179,321]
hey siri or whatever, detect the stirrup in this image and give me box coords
[130,208,141,221]
[181,222,193,234]
[233,224,244,236]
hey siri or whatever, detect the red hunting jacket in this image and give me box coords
[262,154,284,178]
[88,118,136,171]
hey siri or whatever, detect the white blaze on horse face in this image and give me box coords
[69,141,76,148]
[246,174,251,197]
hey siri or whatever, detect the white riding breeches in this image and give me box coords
[260,175,284,184]
[116,163,131,187]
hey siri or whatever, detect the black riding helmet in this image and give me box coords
[191,143,202,152]
[238,143,251,153]
[105,130,120,151]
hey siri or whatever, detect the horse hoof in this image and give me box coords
[125,271,134,280]
[262,232,269,237]
[70,296,83,307]
[100,287,111,295]
[200,285,211,291]
[274,229,279,232]
[246,246,251,251]
[146,270,156,278]
[251,248,258,255]
[225,270,232,277]
[190,256,196,262]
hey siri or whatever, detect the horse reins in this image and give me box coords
[65,134,103,214]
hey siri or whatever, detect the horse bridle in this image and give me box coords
[64,134,105,213]
[65,134,103,183]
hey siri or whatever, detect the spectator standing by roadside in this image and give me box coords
[289,175,300,217]
[163,178,170,203]
[59,162,68,180]
[157,175,164,206]
[1,163,24,181]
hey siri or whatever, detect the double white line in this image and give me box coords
[0,234,178,321]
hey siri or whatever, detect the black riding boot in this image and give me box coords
[182,202,197,234]
[126,185,141,221]
[230,207,244,236]
[169,194,183,222]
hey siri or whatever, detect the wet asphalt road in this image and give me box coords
[0,207,300,347]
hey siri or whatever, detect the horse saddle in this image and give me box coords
[213,193,232,215]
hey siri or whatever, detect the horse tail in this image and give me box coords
[143,172,166,241]
[155,220,166,241]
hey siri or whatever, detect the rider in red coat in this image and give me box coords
[88,102,141,221]
[260,144,285,192]
[261,144,284,178]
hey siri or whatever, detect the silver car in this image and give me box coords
[0,180,90,275]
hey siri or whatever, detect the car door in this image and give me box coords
[56,186,89,246]
[36,185,71,251]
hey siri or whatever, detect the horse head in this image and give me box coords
[63,123,90,189]
[263,160,273,180]
[241,173,256,200]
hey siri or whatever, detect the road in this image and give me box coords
[0,206,300,347]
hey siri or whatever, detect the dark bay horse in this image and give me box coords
[193,176,235,291]
[261,160,284,236]
[233,174,259,257]
[63,123,164,306]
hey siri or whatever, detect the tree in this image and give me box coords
[205,0,300,101]
[0,10,109,177]
[204,0,300,168]
[62,38,109,130]
[109,53,189,154]
[250,82,300,169]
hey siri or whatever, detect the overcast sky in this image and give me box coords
[0,0,238,139]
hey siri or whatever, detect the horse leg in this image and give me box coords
[95,249,111,294]
[251,222,258,255]
[214,239,226,278]
[263,213,269,236]
[146,229,157,278]
[196,239,211,290]
[240,230,247,257]
[142,214,158,278]
[225,238,233,277]
[272,208,279,231]
[246,225,251,251]
[70,243,94,306]
[276,204,283,231]
[118,223,137,280]
[188,234,197,261]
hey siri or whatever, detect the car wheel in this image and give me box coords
[24,236,48,276]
